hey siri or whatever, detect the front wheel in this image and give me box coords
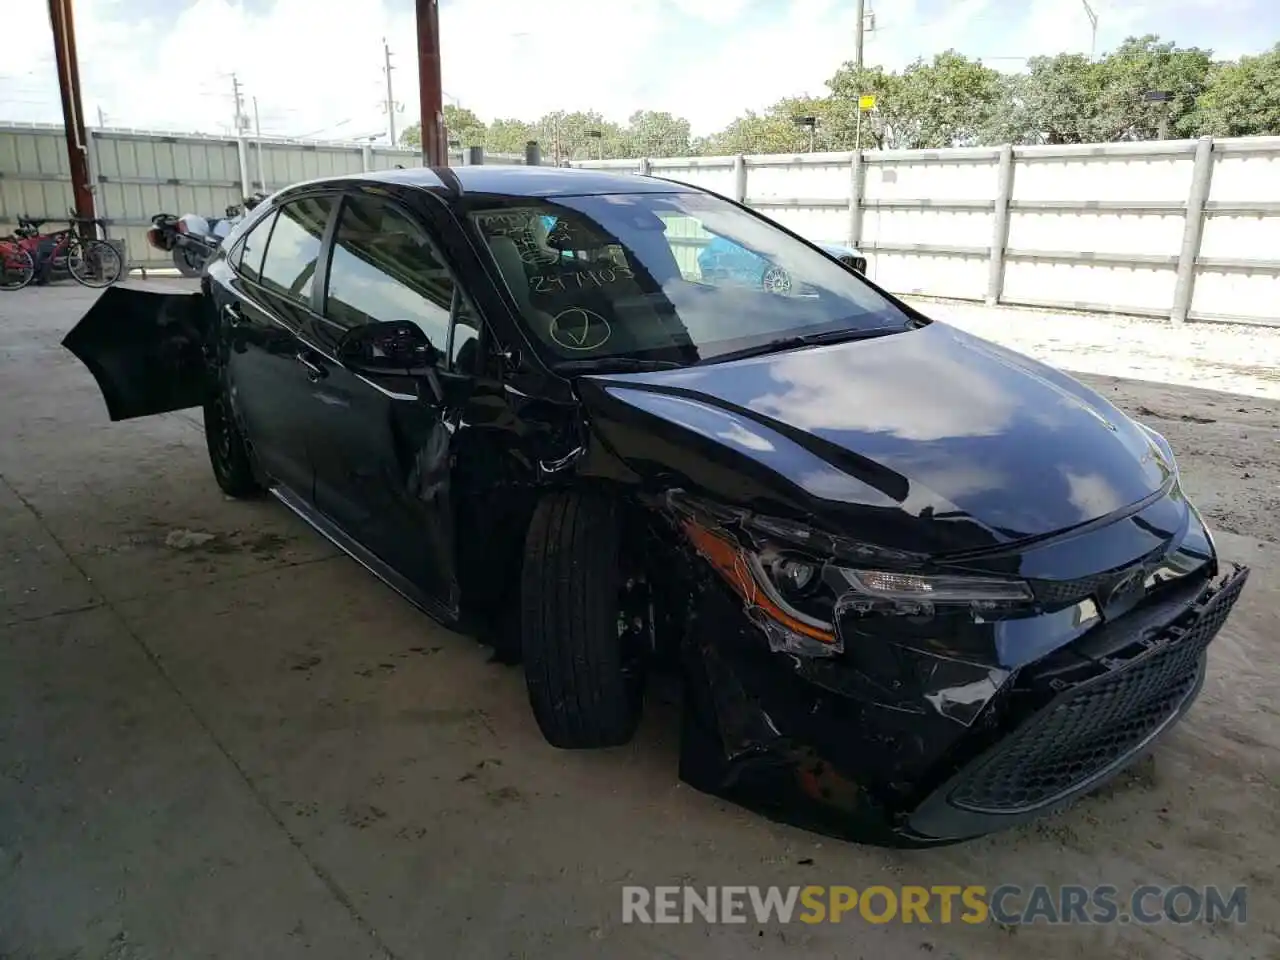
[0,247,35,291]
[68,238,123,287]
[520,492,647,748]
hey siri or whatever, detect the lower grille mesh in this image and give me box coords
[948,569,1247,814]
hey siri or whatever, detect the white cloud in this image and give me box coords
[2,0,1275,141]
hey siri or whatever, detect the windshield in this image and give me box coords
[466,191,915,367]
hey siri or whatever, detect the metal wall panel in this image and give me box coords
[649,157,736,196]
[766,205,850,248]
[1191,141,1280,324]
[576,137,1280,324]
[5,121,1279,318]
[746,153,851,204]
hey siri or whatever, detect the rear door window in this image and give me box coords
[258,196,335,305]
[233,211,275,283]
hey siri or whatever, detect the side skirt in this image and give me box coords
[269,484,458,628]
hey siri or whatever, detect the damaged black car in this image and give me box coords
[64,166,1249,846]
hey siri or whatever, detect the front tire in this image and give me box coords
[520,492,646,748]
[203,376,262,498]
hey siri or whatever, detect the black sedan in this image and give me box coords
[64,165,1249,846]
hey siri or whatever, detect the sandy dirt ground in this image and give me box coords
[0,285,1277,960]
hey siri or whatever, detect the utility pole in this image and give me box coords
[1081,0,1098,61]
[230,73,246,132]
[416,0,446,166]
[253,95,264,191]
[96,105,105,128]
[47,0,95,229]
[382,38,398,144]
[855,0,865,69]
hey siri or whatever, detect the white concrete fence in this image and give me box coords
[0,122,521,271]
[4,119,1277,323]
[574,138,1280,327]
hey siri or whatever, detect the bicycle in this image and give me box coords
[0,236,35,291]
[0,213,123,291]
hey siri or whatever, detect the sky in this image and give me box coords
[4,0,1277,141]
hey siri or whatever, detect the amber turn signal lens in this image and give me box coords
[682,519,837,645]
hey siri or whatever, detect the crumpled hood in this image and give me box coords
[581,322,1174,555]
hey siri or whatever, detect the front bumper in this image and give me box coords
[678,560,1249,847]
[906,562,1248,841]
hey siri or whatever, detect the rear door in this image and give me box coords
[61,286,208,421]
[208,193,338,498]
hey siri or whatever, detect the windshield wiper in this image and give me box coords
[551,357,687,374]
[699,325,905,365]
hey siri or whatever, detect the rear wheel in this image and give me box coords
[68,238,123,287]
[520,491,648,748]
[0,246,34,291]
[203,374,263,498]
[173,247,205,278]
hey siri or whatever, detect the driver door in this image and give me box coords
[303,190,476,613]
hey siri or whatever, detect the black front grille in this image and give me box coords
[1030,570,1119,606]
[948,567,1248,814]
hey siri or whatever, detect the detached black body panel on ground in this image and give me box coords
[62,165,1248,845]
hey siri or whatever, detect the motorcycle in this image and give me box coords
[147,192,267,277]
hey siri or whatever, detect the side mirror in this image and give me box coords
[337,320,440,376]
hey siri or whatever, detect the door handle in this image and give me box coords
[223,302,243,327]
[295,351,328,382]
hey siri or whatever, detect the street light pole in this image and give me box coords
[1081,0,1098,61]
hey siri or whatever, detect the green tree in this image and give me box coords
[825,65,903,149]
[443,104,486,147]
[532,110,621,163]
[697,96,837,155]
[621,110,693,157]
[824,54,1004,149]
[484,118,536,155]
[891,52,1006,148]
[1094,35,1214,140]
[402,106,488,150]
[1194,44,1280,137]
[995,53,1108,144]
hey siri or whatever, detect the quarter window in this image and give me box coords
[258,196,334,304]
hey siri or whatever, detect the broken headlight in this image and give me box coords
[836,569,1032,604]
[682,519,842,657]
[675,497,1033,658]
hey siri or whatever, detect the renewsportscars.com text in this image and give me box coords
[621,884,1247,926]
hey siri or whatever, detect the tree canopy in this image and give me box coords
[397,36,1280,156]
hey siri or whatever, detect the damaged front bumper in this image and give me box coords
[671,492,1250,846]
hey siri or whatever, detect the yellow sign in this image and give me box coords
[858,94,877,111]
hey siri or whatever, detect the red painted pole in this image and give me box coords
[48,0,96,233]
[416,0,446,166]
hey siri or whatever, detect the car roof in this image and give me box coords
[337,164,697,199]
